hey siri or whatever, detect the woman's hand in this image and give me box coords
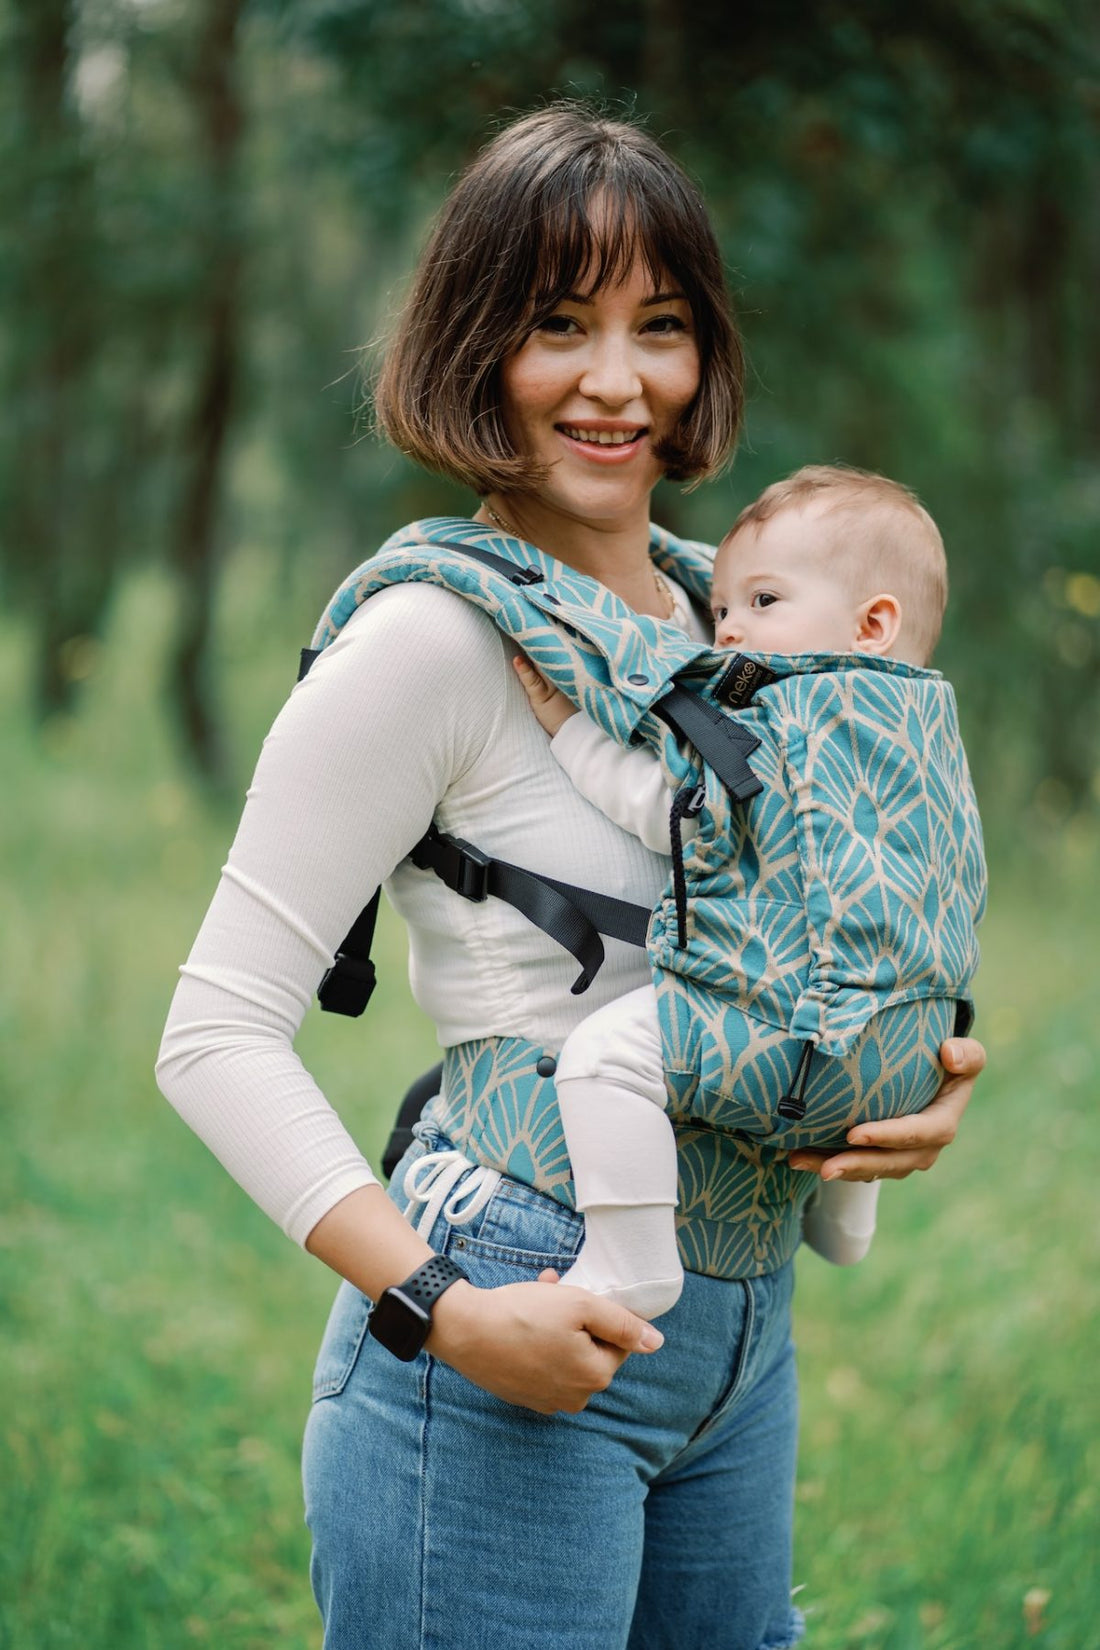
[513,655,577,737]
[788,1036,986,1182]
[428,1276,663,1415]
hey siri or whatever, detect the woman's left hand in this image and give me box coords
[788,1036,986,1182]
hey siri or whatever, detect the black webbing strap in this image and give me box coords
[428,539,547,587]
[653,683,764,803]
[411,824,649,996]
[318,889,381,1016]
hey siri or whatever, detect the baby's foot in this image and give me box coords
[560,1249,683,1321]
[560,1203,684,1320]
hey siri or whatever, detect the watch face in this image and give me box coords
[369,1288,432,1362]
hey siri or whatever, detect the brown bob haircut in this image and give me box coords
[374,104,744,493]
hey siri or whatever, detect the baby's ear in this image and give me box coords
[855,594,902,656]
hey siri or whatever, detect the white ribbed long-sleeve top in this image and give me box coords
[156,574,706,1245]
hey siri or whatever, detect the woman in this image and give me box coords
[157,105,985,1649]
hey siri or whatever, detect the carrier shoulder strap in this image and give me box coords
[300,531,767,1016]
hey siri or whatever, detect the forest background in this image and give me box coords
[2,2,1098,1648]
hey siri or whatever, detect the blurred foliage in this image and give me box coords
[0,0,1098,817]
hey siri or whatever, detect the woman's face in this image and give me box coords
[499,256,700,533]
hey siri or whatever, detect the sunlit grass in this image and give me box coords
[2,564,1096,1648]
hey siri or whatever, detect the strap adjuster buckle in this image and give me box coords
[510,567,544,587]
[451,838,491,901]
[413,828,492,902]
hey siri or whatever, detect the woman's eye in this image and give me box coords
[643,314,688,336]
[751,592,778,609]
[536,314,581,337]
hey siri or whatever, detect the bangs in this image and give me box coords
[525,184,683,318]
[512,149,717,344]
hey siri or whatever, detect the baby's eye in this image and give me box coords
[751,592,778,609]
[712,605,728,622]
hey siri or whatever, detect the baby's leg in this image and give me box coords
[555,984,682,1320]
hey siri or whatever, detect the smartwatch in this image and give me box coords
[368,1254,470,1362]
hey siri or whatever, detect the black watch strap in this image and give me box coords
[368,1253,470,1362]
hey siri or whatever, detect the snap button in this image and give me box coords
[628,673,649,686]
[535,1055,557,1078]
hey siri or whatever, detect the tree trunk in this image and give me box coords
[7,0,101,716]
[169,0,246,787]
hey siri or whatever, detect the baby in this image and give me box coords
[514,464,982,1318]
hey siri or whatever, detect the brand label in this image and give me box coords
[715,654,780,708]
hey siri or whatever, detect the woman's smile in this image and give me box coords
[555,419,649,463]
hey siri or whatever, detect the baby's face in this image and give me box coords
[710,503,863,655]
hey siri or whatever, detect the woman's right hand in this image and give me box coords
[427,1277,663,1415]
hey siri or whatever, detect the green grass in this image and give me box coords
[2,564,1097,1649]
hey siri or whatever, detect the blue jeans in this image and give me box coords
[303,1134,804,1650]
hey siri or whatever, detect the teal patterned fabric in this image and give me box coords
[311,517,986,1278]
[430,1037,815,1279]
[312,515,714,752]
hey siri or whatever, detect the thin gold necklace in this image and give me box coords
[481,501,526,540]
[480,499,676,620]
[650,566,676,621]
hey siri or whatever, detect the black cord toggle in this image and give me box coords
[778,1042,815,1121]
[668,785,698,950]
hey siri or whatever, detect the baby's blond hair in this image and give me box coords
[723,465,948,664]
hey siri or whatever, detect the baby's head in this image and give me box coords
[711,465,947,666]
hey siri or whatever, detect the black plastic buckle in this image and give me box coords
[442,836,491,902]
[318,954,378,1017]
[510,567,544,587]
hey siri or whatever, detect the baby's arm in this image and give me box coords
[800,1178,880,1265]
[513,657,693,856]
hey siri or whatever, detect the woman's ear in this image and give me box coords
[854,593,902,656]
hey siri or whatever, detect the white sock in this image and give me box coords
[560,1204,683,1321]
[553,998,682,1321]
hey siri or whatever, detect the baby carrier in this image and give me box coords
[300,517,985,1194]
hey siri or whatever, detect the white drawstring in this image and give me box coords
[402,1148,502,1241]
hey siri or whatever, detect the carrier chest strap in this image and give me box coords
[316,826,649,1016]
[410,824,649,996]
